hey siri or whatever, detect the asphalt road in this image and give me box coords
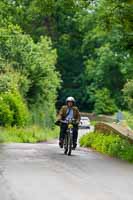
[0,128,133,200]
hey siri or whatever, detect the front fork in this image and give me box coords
[68,128,73,144]
[64,128,73,147]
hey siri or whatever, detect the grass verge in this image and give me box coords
[80,132,133,163]
[0,126,59,143]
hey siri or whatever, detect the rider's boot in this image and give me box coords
[59,139,63,148]
[72,143,77,150]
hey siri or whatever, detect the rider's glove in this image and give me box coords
[55,120,60,126]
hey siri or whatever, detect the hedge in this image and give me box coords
[80,132,133,163]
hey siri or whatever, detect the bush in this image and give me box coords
[0,26,61,128]
[0,126,59,143]
[94,88,117,114]
[80,132,133,162]
[0,92,30,126]
[123,80,133,113]
[123,111,133,130]
[0,100,13,126]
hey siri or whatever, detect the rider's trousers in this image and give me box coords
[59,123,78,145]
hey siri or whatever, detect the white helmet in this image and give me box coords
[66,96,75,104]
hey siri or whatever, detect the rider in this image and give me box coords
[57,97,80,149]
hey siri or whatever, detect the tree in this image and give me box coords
[94,88,117,114]
[0,0,133,115]
[77,0,133,111]
[123,80,133,113]
[0,25,60,126]
[0,60,30,126]
[0,0,86,108]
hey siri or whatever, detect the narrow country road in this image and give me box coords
[0,129,133,200]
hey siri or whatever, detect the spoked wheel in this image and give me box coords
[64,129,73,156]
[68,132,73,156]
[64,134,68,155]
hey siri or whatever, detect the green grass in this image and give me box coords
[80,132,133,163]
[0,126,59,143]
[90,120,98,126]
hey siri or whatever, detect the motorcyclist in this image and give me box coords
[56,97,80,149]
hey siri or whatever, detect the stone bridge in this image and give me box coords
[95,122,133,142]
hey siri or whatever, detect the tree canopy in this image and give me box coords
[0,0,133,123]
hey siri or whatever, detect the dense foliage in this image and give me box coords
[0,91,29,126]
[80,132,133,162]
[77,0,133,111]
[0,0,133,127]
[123,111,133,130]
[94,88,117,114]
[123,80,133,113]
[15,0,132,113]
[0,126,59,143]
[0,24,60,127]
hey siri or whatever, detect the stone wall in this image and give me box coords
[95,122,133,142]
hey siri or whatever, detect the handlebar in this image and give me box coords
[60,119,78,124]
[55,119,79,126]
